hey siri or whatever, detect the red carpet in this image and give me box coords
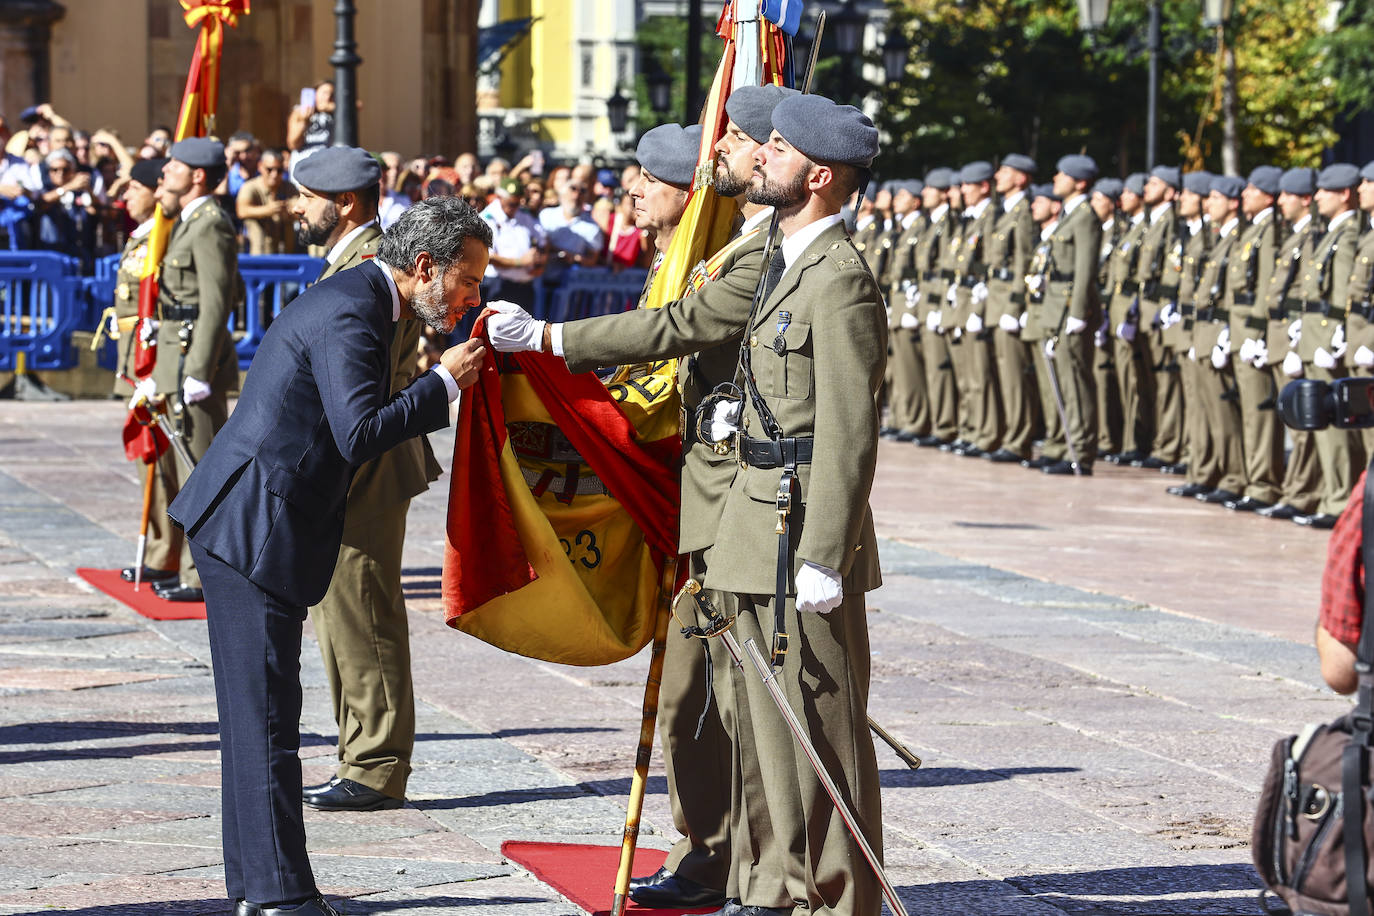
[501,842,719,916]
[77,568,206,620]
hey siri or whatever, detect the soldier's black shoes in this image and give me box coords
[703,903,789,916]
[1131,455,1167,469]
[156,585,204,602]
[235,896,342,916]
[915,435,948,447]
[1104,450,1145,465]
[302,777,341,800]
[938,439,973,453]
[1166,483,1210,498]
[120,565,178,584]
[703,901,743,916]
[303,777,403,812]
[956,445,987,458]
[1257,503,1302,520]
[1159,462,1188,475]
[1042,460,1092,476]
[628,867,671,893]
[1293,513,1339,529]
[628,868,726,908]
[1224,496,1272,512]
[879,426,898,438]
[893,430,920,443]
[1021,456,1053,469]
[1198,488,1240,504]
[986,448,1024,463]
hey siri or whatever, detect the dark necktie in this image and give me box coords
[761,247,786,302]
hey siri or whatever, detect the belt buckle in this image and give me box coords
[736,433,748,469]
[774,480,792,535]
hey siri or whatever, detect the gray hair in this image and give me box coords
[375,196,493,273]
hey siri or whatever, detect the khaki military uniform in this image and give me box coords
[1136,205,1182,462]
[914,207,958,442]
[880,213,928,436]
[1171,220,1211,488]
[1094,217,1121,455]
[306,224,441,799]
[1190,220,1245,495]
[985,192,1037,458]
[707,221,883,916]
[947,200,1001,451]
[1025,223,1064,458]
[154,197,241,590]
[1106,213,1152,456]
[1227,209,1282,503]
[1344,221,1374,455]
[1296,210,1364,516]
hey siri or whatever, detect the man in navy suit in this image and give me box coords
[168,188,491,916]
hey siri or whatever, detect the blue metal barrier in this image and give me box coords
[235,255,325,367]
[0,251,88,370]
[86,253,120,370]
[545,267,649,323]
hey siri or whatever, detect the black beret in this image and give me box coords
[1279,167,1316,196]
[168,137,224,170]
[725,84,801,144]
[1318,163,1360,191]
[1124,173,1147,196]
[636,123,701,188]
[959,161,994,184]
[293,146,382,194]
[1182,171,1214,196]
[1210,175,1245,200]
[924,167,954,190]
[1150,165,1181,189]
[771,94,879,168]
[129,157,167,190]
[1056,155,1098,182]
[1092,178,1123,200]
[1002,153,1036,176]
[1247,165,1282,196]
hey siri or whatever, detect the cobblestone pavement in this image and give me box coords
[0,400,1351,915]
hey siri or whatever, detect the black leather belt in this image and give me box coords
[1302,299,1346,320]
[1154,283,1179,300]
[1197,307,1230,323]
[1268,307,1287,320]
[1359,302,1374,322]
[958,273,984,288]
[1180,304,1196,316]
[1048,270,1074,283]
[161,305,198,321]
[1008,291,1025,306]
[923,269,955,282]
[990,267,1017,282]
[1233,292,1257,306]
[960,265,988,284]
[1115,280,1140,295]
[739,436,814,469]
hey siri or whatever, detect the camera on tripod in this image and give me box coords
[1279,378,1374,431]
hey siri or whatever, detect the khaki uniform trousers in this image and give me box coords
[172,392,228,589]
[1234,359,1283,504]
[1180,356,1211,488]
[1272,364,1321,513]
[140,448,183,572]
[658,549,733,889]
[1195,358,1246,494]
[1111,334,1151,455]
[920,329,958,442]
[310,496,415,797]
[1140,326,1183,461]
[1306,363,1365,517]
[1052,331,1097,464]
[886,328,928,435]
[710,590,881,916]
[1030,339,1066,461]
[1094,337,1120,454]
[959,332,1001,451]
[993,327,1037,458]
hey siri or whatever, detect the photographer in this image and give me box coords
[1317,467,1365,694]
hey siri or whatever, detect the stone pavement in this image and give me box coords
[0,400,1355,915]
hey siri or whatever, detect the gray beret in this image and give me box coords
[1362,161,1374,182]
[129,157,167,190]
[1247,165,1282,196]
[880,179,899,193]
[771,94,879,168]
[1031,183,1060,202]
[1319,163,1361,190]
[892,179,922,197]
[1210,175,1245,200]
[636,123,702,188]
[1150,165,1181,189]
[168,137,224,170]
[861,182,878,203]
[1124,172,1147,196]
[1279,167,1316,196]
[1002,153,1036,176]
[293,146,382,194]
[725,84,801,144]
[1092,178,1123,200]
[1056,154,1098,182]
[924,167,954,190]
[1182,170,1214,196]
[959,161,994,184]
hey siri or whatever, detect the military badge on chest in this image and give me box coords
[772,310,792,356]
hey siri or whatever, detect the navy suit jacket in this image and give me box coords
[168,260,450,607]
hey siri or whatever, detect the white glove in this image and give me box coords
[899,311,920,330]
[1065,315,1088,335]
[927,310,943,333]
[1116,321,1137,343]
[795,561,843,614]
[1332,324,1348,359]
[182,376,211,405]
[970,281,989,305]
[1210,344,1228,369]
[1216,326,1230,352]
[1044,337,1056,357]
[1288,319,1303,346]
[1239,338,1259,363]
[1187,346,1197,361]
[709,399,740,443]
[138,318,159,345]
[945,284,958,305]
[1314,347,1337,370]
[1094,322,1108,349]
[1283,349,1304,378]
[127,377,156,410]
[1355,345,1374,368]
[951,326,963,341]
[966,312,984,334]
[904,285,919,307]
[1252,340,1269,368]
[1019,311,1028,330]
[485,300,547,353]
[1161,303,1183,329]
[998,312,1021,334]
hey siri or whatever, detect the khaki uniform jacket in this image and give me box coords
[853,216,888,289]
[708,221,885,596]
[1225,209,1279,350]
[1193,222,1242,353]
[1035,196,1102,337]
[1106,215,1149,328]
[1297,213,1360,360]
[153,199,240,398]
[914,208,955,322]
[562,225,768,554]
[984,194,1034,326]
[1134,204,1178,325]
[883,214,923,329]
[1344,222,1374,356]
[320,225,442,508]
[949,202,998,326]
[112,228,152,394]
[1170,221,1211,351]
[1263,219,1323,363]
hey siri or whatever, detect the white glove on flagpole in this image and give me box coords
[485,300,547,353]
[127,377,157,410]
[138,318,159,345]
[796,561,843,614]
[1283,349,1304,378]
[709,399,741,443]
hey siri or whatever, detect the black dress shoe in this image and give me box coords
[957,445,987,458]
[1199,488,1240,504]
[628,866,671,893]
[1159,462,1188,475]
[1108,449,1146,466]
[704,900,743,916]
[628,869,727,908]
[735,906,792,916]
[303,777,403,812]
[157,585,204,602]
[302,777,340,800]
[879,426,897,438]
[1166,483,1211,498]
[1294,513,1339,529]
[236,896,342,916]
[1022,455,1054,469]
[1043,460,1092,476]
[1257,503,1302,520]
[938,439,970,453]
[120,565,178,584]
[987,448,1024,463]
[1224,496,1272,512]
[893,430,919,443]
[1132,455,1167,469]
[915,435,948,447]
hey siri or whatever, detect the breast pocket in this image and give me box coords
[758,320,812,401]
[162,252,194,295]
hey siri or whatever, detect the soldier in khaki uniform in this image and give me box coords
[150,138,241,602]
[1102,174,1150,464]
[913,168,959,447]
[1287,164,1365,527]
[1090,177,1123,459]
[1188,176,1248,504]
[985,155,1037,462]
[284,148,442,813]
[945,161,1000,456]
[1257,168,1324,521]
[1341,162,1374,457]
[1221,166,1284,512]
[1132,166,1183,470]
[879,180,928,441]
[1023,184,1066,468]
[1035,155,1102,475]
[1164,172,1214,498]
[111,158,182,585]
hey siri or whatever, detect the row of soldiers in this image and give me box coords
[856,155,1374,527]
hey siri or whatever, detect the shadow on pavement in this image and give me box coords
[411,785,593,809]
[0,720,221,744]
[882,765,1081,788]
[4,896,548,915]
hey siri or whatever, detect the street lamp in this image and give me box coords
[330,0,362,147]
[607,85,630,136]
[1077,0,1110,31]
[1202,0,1234,29]
[1077,0,1161,169]
[644,62,672,116]
[881,29,910,86]
[832,0,865,56]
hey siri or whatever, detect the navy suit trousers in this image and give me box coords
[193,541,317,905]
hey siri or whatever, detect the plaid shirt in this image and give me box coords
[1321,469,1368,645]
